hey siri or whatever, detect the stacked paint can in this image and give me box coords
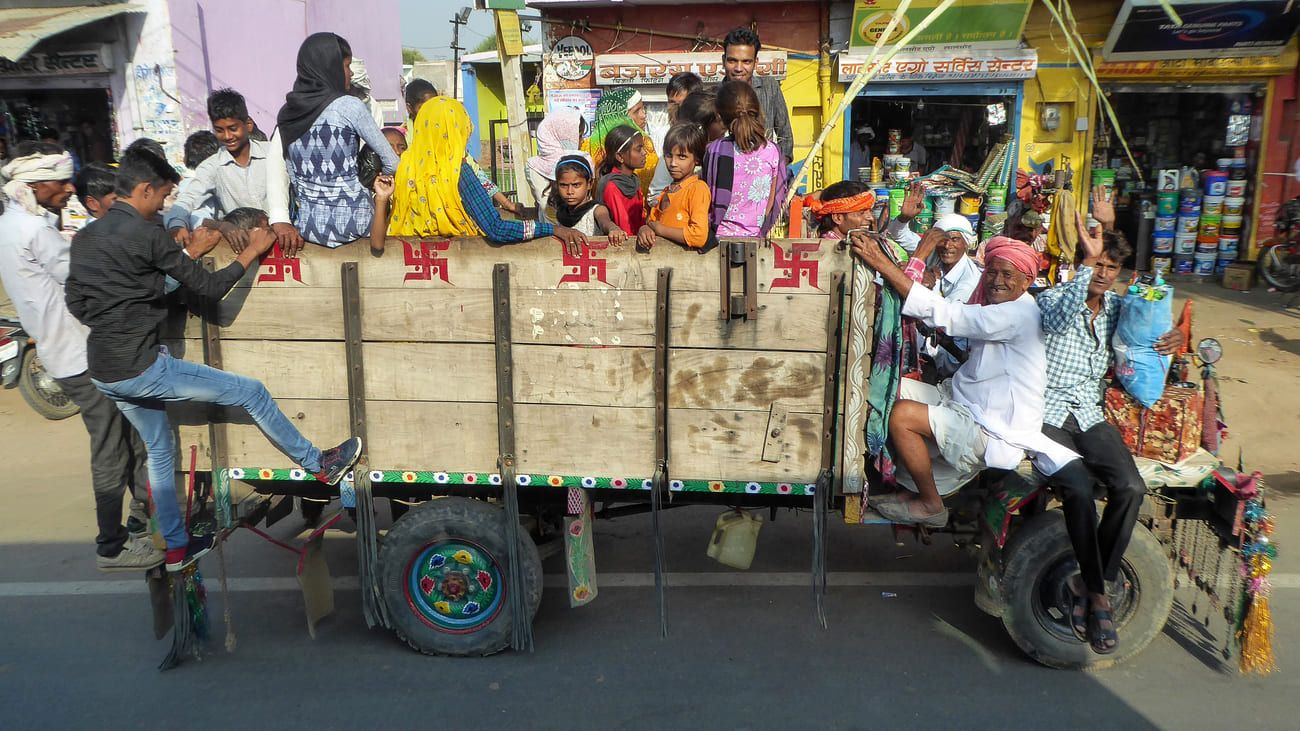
[912,195,934,233]
[1173,188,1200,274]
[982,185,1008,243]
[1220,159,1249,272]
[1152,190,1179,271]
[1192,174,1221,275]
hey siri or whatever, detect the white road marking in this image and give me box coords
[0,571,1298,598]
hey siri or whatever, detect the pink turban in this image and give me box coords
[970,236,1040,305]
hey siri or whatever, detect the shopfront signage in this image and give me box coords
[550,35,593,82]
[0,47,111,77]
[594,51,787,86]
[837,46,1037,83]
[1103,1,1300,61]
[848,0,1032,50]
[1096,49,1298,79]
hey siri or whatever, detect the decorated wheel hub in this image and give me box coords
[405,539,504,632]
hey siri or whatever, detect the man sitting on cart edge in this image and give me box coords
[1036,192,1185,656]
[849,233,1082,531]
[65,143,362,572]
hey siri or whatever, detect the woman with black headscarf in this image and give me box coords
[266,32,400,255]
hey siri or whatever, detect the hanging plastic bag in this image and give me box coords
[1112,281,1173,408]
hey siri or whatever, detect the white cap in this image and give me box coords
[934,213,976,243]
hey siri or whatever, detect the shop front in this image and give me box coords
[1089,0,1300,273]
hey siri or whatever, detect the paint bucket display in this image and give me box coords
[1174,233,1197,255]
[959,195,982,215]
[1154,215,1177,233]
[1215,258,1232,275]
[888,188,905,218]
[1151,231,1175,254]
[1156,192,1179,215]
[1218,235,1240,255]
[1194,251,1218,276]
[1196,238,1219,254]
[1152,255,1173,277]
[1199,215,1222,239]
[913,212,933,233]
[1179,193,1201,213]
[987,185,1008,210]
[1201,195,1224,215]
[1177,214,1200,234]
[1216,157,1234,170]
[1221,214,1244,234]
[1226,179,1248,197]
[1223,196,1246,216]
[1175,255,1195,274]
[1092,168,1117,189]
[1157,170,1180,192]
[1203,171,1229,196]
[966,213,981,230]
[1229,159,1248,180]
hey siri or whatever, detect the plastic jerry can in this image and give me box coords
[706,510,763,570]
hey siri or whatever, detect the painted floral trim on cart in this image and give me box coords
[223,468,819,496]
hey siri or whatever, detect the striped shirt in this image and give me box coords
[1037,266,1120,430]
[65,202,247,382]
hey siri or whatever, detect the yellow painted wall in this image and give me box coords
[780,57,826,185]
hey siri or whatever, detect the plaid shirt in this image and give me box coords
[459,162,549,242]
[1037,266,1119,430]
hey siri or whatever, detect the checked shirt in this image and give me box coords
[1037,266,1119,430]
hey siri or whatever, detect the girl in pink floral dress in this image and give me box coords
[703,80,788,238]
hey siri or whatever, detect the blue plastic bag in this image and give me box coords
[1112,286,1173,408]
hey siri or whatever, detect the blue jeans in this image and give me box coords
[94,349,323,549]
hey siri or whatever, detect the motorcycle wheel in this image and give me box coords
[1256,241,1300,292]
[18,348,79,420]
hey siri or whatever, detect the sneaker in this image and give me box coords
[126,515,149,539]
[314,437,362,486]
[97,536,165,573]
[164,534,215,573]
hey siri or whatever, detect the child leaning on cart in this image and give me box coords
[66,143,362,573]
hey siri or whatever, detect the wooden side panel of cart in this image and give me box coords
[168,237,871,492]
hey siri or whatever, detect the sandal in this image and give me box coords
[1086,604,1119,655]
[1067,582,1088,643]
[874,499,949,529]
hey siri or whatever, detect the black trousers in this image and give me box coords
[54,372,150,557]
[1043,416,1146,594]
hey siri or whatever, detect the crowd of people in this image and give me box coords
[0,27,1178,660]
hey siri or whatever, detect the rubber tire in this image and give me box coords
[18,348,79,420]
[379,497,543,657]
[1001,510,1173,670]
[1256,242,1300,292]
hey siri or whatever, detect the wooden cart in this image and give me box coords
[159,235,1226,670]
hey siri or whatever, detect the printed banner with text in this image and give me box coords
[594,51,787,86]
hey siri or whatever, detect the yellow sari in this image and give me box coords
[389,97,483,237]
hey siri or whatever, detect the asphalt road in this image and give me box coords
[2,278,1298,729]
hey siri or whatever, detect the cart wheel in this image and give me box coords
[379,497,542,656]
[1000,510,1173,670]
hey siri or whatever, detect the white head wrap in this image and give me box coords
[625,90,643,110]
[933,212,977,246]
[1,152,74,216]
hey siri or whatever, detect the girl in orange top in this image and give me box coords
[638,123,711,250]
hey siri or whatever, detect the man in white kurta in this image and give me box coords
[851,234,1079,527]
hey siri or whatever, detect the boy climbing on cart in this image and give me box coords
[65,142,362,572]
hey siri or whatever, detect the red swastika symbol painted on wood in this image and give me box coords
[402,239,451,283]
[769,242,820,290]
[256,243,303,283]
[558,241,610,286]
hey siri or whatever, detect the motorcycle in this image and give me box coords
[1256,196,1300,292]
[0,316,80,420]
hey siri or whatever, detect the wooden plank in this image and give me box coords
[222,341,349,400]
[669,350,823,412]
[208,237,850,295]
[362,288,494,342]
[185,396,820,482]
[671,409,822,483]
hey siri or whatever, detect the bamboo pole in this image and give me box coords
[783,0,958,210]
